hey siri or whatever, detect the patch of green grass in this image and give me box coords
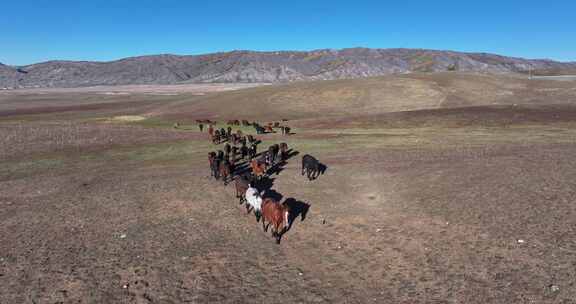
[0,157,66,180]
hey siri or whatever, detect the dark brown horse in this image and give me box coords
[234,175,250,204]
[261,198,290,244]
[279,143,288,161]
[219,159,232,185]
[208,152,218,178]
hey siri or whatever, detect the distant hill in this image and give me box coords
[1,48,575,89]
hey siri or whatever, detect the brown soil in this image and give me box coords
[1,74,576,303]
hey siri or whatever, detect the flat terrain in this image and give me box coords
[1,73,576,303]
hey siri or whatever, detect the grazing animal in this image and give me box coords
[250,159,267,180]
[267,144,280,166]
[208,152,218,178]
[216,150,224,161]
[219,159,232,185]
[279,143,288,161]
[212,130,221,144]
[247,135,255,145]
[248,144,257,160]
[235,175,251,204]
[242,120,250,126]
[282,126,291,135]
[261,198,290,244]
[301,154,320,180]
[240,144,249,160]
[245,186,264,219]
[230,146,238,163]
[264,125,274,133]
[254,125,265,134]
[173,122,180,129]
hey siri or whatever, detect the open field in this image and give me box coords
[1,73,576,303]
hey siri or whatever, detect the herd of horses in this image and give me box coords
[198,119,323,243]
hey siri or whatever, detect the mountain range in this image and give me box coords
[1,48,575,89]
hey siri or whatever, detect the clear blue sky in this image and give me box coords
[1,0,574,65]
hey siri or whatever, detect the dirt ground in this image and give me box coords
[1,75,576,303]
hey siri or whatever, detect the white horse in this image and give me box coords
[245,186,264,220]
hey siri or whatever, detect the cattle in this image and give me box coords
[173,122,180,129]
[242,120,250,126]
[264,125,274,133]
[235,175,251,204]
[301,154,320,180]
[261,198,290,244]
[250,159,267,180]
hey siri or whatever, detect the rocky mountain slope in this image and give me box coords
[1,48,575,89]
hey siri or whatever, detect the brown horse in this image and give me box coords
[261,198,290,244]
[219,160,232,185]
[250,159,266,180]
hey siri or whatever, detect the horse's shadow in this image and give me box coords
[283,198,311,231]
[253,176,275,192]
[306,162,328,180]
[262,189,283,202]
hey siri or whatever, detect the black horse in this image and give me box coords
[301,154,325,181]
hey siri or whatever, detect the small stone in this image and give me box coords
[550,284,560,292]
[298,272,303,276]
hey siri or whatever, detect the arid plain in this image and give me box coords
[2,73,576,303]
